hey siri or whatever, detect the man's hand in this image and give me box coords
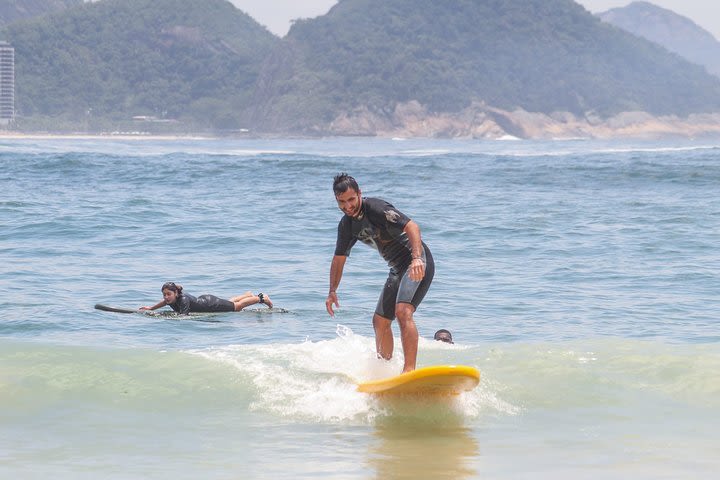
[326,291,340,316]
[409,258,426,282]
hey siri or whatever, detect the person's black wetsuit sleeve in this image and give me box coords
[334,216,356,256]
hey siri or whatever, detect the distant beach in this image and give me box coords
[5,108,720,140]
[0,131,215,141]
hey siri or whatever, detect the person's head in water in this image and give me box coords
[434,329,453,344]
[161,282,183,305]
[333,173,362,218]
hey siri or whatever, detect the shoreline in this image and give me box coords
[4,108,720,142]
[0,131,218,141]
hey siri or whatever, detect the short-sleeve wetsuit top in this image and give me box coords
[334,197,426,273]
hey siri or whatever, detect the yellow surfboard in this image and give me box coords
[357,365,480,395]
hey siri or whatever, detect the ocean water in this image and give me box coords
[1,136,719,479]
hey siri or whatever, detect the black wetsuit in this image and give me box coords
[334,197,434,320]
[169,293,235,314]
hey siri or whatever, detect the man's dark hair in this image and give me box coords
[333,173,359,196]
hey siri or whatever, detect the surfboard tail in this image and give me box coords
[94,304,139,314]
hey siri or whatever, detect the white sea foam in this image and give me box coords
[188,325,500,424]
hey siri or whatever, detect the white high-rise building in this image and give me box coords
[0,41,15,126]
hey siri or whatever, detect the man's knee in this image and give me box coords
[373,313,392,329]
[395,303,415,323]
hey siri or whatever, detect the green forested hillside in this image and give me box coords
[252,0,720,133]
[0,0,82,27]
[3,0,278,130]
[3,0,720,134]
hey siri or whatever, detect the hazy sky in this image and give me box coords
[230,0,720,40]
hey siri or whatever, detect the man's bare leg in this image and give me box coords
[373,313,394,360]
[395,303,418,373]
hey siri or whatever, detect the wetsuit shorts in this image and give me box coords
[375,245,434,320]
[194,295,235,313]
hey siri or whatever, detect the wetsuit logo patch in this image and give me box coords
[358,227,379,250]
[385,209,401,223]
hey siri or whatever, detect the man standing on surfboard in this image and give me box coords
[325,173,435,373]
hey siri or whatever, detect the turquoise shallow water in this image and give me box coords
[1,137,719,478]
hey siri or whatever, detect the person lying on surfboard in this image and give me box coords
[140,282,273,314]
[325,173,435,374]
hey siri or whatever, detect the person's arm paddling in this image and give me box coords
[140,300,167,311]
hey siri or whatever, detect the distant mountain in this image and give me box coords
[0,0,83,27]
[251,0,720,135]
[2,0,278,131]
[3,0,720,137]
[598,1,720,78]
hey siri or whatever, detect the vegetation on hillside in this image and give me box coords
[2,0,720,134]
[0,0,82,27]
[253,0,720,132]
[2,0,278,131]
